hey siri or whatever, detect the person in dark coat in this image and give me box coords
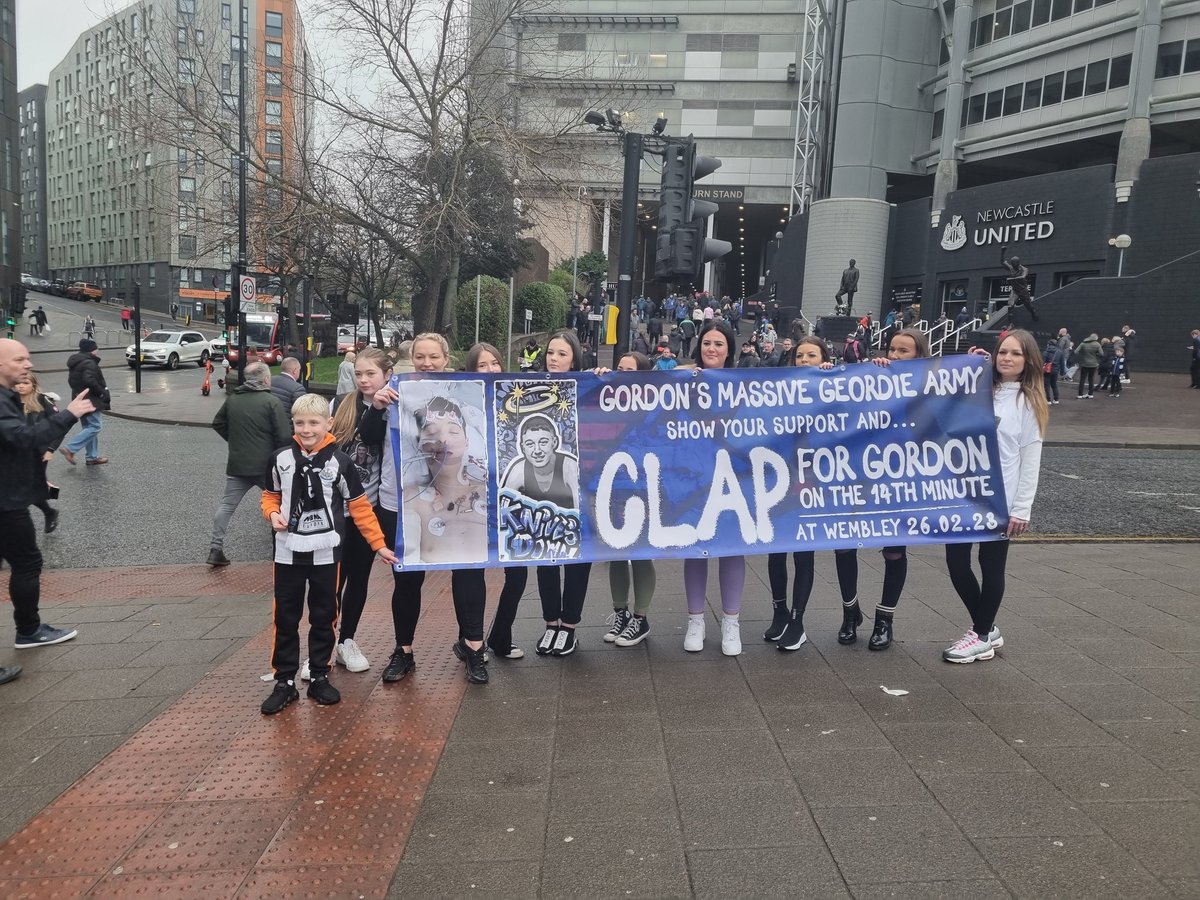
[0,338,95,665]
[60,339,110,466]
[207,361,293,566]
[270,356,306,411]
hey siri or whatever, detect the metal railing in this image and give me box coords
[68,329,125,347]
[929,318,982,356]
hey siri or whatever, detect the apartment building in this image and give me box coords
[18,85,48,279]
[44,0,309,314]
[0,0,18,303]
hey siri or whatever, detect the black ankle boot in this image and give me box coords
[764,602,789,641]
[837,602,863,644]
[868,613,893,651]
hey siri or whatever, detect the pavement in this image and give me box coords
[0,320,1196,898]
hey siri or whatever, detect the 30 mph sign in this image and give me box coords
[238,275,257,312]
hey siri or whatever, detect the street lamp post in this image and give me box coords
[234,0,249,384]
[571,186,587,296]
[133,281,142,394]
[1111,233,1132,277]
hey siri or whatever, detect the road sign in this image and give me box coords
[238,275,256,312]
[524,308,533,323]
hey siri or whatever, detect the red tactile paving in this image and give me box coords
[39,563,274,603]
[0,569,479,898]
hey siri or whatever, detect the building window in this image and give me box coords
[194,269,204,284]
[178,176,195,200]
[931,108,944,141]
[1022,77,1042,110]
[221,63,231,91]
[266,71,283,96]
[1010,0,1032,34]
[984,89,1002,120]
[1002,83,1022,115]
[196,28,204,44]
[1062,66,1085,100]
[1050,0,1071,20]
[179,267,190,285]
[177,147,189,170]
[265,41,283,65]
[1156,41,1184,78]
[266,188,282,210]
[266,130,282,155]
[177,0,195,22]
[266,158,282,177]
[177,58,196,84]
[1072,0,1093,11]
[1184,41,1200,75]
[265,100,283,125]
[1042,71,1063,104]
[1084,60,1108,95]
[1108,53,1132,88]
[221,2,231,28]
[266,11,283,36]
[177,25,187,44]
[230,34,244,55]
[1031,0,1051,26]
[557,33,585,51]
[967,92,985,125]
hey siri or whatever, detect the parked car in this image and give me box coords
[208,337,227,361]
[126,330,212,369]
[67,282,103,302]
[37,279,50,292]
[49,279,69,297]
[20,273,34,287]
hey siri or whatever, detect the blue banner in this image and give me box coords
[390,356,1008,569]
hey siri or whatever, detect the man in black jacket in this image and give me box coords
[60,338,111,466]
[207,361,293,566]
[270,356,306,411]
[0,338,95,667]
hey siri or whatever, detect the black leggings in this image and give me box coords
[945,540,1010,637]
[1077,367,1097,396]
[833,547,908,612]
[538,562,592,627]
[767,551,815,620]
[337,502,381,643]
[487,567,529,651]
[452,569,486,643]
[378,507,425,648]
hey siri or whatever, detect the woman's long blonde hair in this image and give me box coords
[995,329,1048,437]
[331,347,392,446]
[20,373,44,414]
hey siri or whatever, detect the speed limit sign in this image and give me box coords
[238,275,257,312]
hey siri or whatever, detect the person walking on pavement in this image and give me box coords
[33,307,48,336]
[270,356,306,410]
[1190,329,1200,389]
[335,351,357,397]
[83,314,96,340]
[206,361,293,567]
[1119,324,1136,383]
[0,338,95,668]
[60,339,110,466]
[120,307,132,331]
[1073,333,1103,399]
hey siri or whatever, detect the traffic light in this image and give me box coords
[221,294,233,335]
[654,136,731,284]
[4,312,15,338]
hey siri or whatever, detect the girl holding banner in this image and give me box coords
[830,328,932,651]
[468,342,528,662]
[603,351,658,648]
[532,331,593,658]
[684,320,747,656]
[382,333,490,685]
[765,337,835,651]
[942,329,1046,663]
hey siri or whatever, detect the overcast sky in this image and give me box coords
[16,0,110,89]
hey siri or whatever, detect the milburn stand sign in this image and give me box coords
[390,356,1008,570]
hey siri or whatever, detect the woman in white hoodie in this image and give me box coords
[943,329,1047,663]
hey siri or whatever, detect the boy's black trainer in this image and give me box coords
[261,680,299,715]
[307,676,341,705]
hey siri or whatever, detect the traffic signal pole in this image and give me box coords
[133,282,142,394]
[614,130,642,362]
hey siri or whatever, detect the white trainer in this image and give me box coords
[720,616,742,657]
[336,638,370,672]
[987,625,1004,649]
[684,615,705,652]
[942,631,994,663]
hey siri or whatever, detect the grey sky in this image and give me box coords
[17,0,110,89]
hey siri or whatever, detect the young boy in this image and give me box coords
[1107,346,1127,397]
[260,394,397,715]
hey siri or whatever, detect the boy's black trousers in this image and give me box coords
[272,562,339,682]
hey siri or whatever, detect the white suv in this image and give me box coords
[126,330,213,369]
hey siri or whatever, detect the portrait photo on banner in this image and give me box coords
[495,378,584,564]
[396,378,490,565]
